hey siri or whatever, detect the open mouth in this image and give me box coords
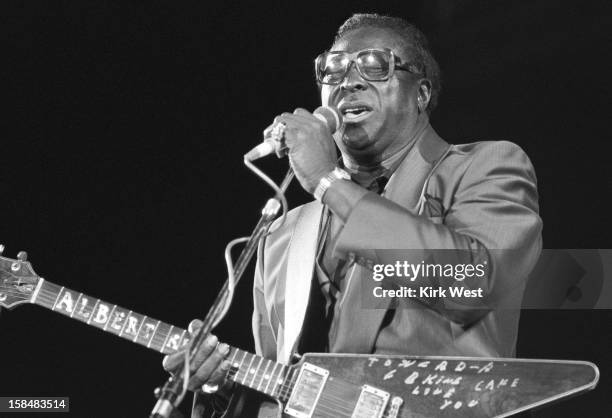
[339,103,373,122]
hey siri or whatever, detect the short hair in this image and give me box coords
[334,13,441,114]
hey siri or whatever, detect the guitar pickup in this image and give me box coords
[351,385,390,418]
[284,363,329,418]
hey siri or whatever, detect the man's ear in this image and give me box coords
[417,79,432,113]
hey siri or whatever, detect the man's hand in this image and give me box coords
[274,108,337,194]
[162,319,232,392]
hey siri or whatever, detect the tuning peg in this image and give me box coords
[17,251,28,262]
[0,244,4,254]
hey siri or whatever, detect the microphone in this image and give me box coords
[245,106,342,161]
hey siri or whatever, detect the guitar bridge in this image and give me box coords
[284,362,329,418]
[351,385,390,418]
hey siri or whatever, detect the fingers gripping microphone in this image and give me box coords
[245,106,341,161]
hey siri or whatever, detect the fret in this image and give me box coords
[89,301,113,330]
[103,305,117,331]
[135,317,155,346]
[272,365,289,398]
[159,323,185,354]
[123,312,144,340]
[242,354,256,385]
[282,368,299,401]
[37,281,63,309]
[51,286,65,310]
[29,278,44,304]
[257,359,271,392]
[280,364,291,396]
[87,299,101,324]
[264,362,278,395]
[226,349,240,381]
[161,325,174,351]
[26,280,299,403]
[174,330,187,352]
[119,310,133,337]
[71,294,84,319]
[231,351,248,383]
[278,367,294,400]
[134,315,148,342]
[107,306,129,336]
[73,295,95,323]
[228,348,239,364]
[147,320,161,348]
[70,293,83,318]
[53,288,78,316]
[248,357,264,388]
[150,322,170,352]
[270,363,286,397]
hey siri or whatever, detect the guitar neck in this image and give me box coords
[31,279,295,400]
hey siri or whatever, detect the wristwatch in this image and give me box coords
[313,167,351,201]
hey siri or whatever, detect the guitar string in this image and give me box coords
[27,288,356,416]
[313,397,354,415]
[35,290,185,351]
[27,287,372,414]
[35,287,408,417]
[12,289,364,412]
[33,290,280,365]
[312,389,357,413]
[233,361,296,397]
[33,290,322,393]
[277,379,356,413]
[318,390,357,406]
[37,289,294,393]
[233,365,286,394]
[313,402,354,417]
[10,298,393,418]
[277,368,299,398]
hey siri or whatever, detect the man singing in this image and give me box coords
[164,13,542,417]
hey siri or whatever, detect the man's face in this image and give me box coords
[321,27,422,163]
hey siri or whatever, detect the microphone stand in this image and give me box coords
[149,168,295,418]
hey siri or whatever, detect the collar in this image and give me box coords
[339,121,447,190]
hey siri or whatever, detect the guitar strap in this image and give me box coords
[279,201,325,364]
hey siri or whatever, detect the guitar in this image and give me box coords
[0,251,599,417]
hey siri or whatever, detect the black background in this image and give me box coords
[1,1,610,417]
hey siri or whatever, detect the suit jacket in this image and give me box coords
[193,124,542,417]
[252,124,542,361]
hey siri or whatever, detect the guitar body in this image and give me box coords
[0,252,600,418]
[225,353,598,418]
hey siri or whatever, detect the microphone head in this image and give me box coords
[313,106,342,133]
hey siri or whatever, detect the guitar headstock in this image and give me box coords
[0,246,41,309]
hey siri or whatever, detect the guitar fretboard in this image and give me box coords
[33,280,295,399]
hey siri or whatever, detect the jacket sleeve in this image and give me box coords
[333,141,543,325]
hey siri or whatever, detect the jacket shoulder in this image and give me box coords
[452,140,529,158]
[445,140,536,176]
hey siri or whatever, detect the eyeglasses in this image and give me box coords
[314,48,422,85]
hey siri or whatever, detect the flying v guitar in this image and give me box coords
[0,251,599,418]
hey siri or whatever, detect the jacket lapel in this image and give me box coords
[276,201,325,363]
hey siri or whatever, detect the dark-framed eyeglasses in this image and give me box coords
[314,48,423,85]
